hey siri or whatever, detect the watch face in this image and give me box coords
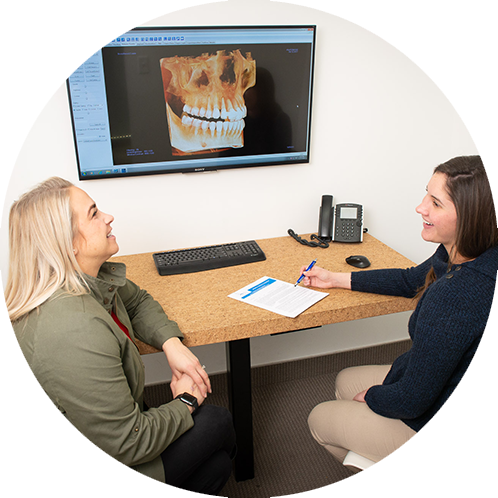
[176,392,198,411]
[179,393,197,405]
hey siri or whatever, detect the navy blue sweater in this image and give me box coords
[351,244,498,432]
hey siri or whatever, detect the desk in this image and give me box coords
[112,233,416,480]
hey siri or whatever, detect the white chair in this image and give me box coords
[343,412,498,498]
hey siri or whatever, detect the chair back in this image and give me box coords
[477,411,498,498]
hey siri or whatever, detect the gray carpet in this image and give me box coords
[144,340,411,497]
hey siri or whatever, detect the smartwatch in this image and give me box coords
[175,392,199,413]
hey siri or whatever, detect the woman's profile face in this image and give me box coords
[70,187,119,276]
[415,172,458,252]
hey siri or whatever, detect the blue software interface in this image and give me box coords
[67,26,316,179]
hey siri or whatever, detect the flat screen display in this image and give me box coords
[340,207,358,219]
[67,25,316,180]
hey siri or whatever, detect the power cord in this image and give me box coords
[287,229,330,248]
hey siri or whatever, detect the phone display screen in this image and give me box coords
[340,207,357,219]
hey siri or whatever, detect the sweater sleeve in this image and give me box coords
[350,246,445,298]
[364,276,486,421]
[31,308,194,468]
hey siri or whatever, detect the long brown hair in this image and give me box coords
[436,155,498,258]
[419,155,498,295]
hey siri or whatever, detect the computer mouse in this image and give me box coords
[346,255,371,268]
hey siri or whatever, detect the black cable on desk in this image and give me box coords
[287,229,330,248]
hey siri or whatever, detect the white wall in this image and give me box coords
[0,0,481,385]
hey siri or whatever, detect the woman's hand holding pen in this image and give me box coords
[298,265,352,290]
[162,337,212,398]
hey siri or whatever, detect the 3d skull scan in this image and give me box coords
[160,50,256,155]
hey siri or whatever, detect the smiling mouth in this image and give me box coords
[423,220,434,227]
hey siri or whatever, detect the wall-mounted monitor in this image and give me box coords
[67,25,316,180]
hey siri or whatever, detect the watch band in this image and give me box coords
[175,392,199,412]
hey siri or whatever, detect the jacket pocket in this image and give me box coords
[47,461,128,498]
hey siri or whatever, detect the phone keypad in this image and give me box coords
[337,220,359,240]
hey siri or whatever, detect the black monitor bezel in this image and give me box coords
[67,25,316,181]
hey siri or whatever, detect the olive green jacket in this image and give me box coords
[14,262,193,482]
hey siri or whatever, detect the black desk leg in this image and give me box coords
[226,338,254,481]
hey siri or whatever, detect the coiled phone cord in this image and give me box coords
[287,229,330,248]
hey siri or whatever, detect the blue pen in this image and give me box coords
[295,259,317,287]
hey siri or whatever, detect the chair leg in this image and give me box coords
[346,471,367,498]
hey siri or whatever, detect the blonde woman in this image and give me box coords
[6,178,235,495]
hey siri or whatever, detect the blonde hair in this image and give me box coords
[5,177,89,322]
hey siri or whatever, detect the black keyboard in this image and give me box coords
[153,240,266,276]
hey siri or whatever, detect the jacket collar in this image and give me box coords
[82,262,127,312]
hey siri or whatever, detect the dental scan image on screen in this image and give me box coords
[160,50,256,155]
[67,25,315,179]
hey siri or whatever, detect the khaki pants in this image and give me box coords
[308,365,416,464]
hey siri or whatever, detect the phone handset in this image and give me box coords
[318,195,333,241]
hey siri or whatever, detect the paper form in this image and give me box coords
[228,276,328,318]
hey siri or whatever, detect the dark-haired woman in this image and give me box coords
[301,156,498,466]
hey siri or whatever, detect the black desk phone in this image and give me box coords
[288,195,364,248]
[319,195,364,243]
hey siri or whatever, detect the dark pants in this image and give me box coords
[160,404,236,495]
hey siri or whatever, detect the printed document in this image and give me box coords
[228,276,328,318]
